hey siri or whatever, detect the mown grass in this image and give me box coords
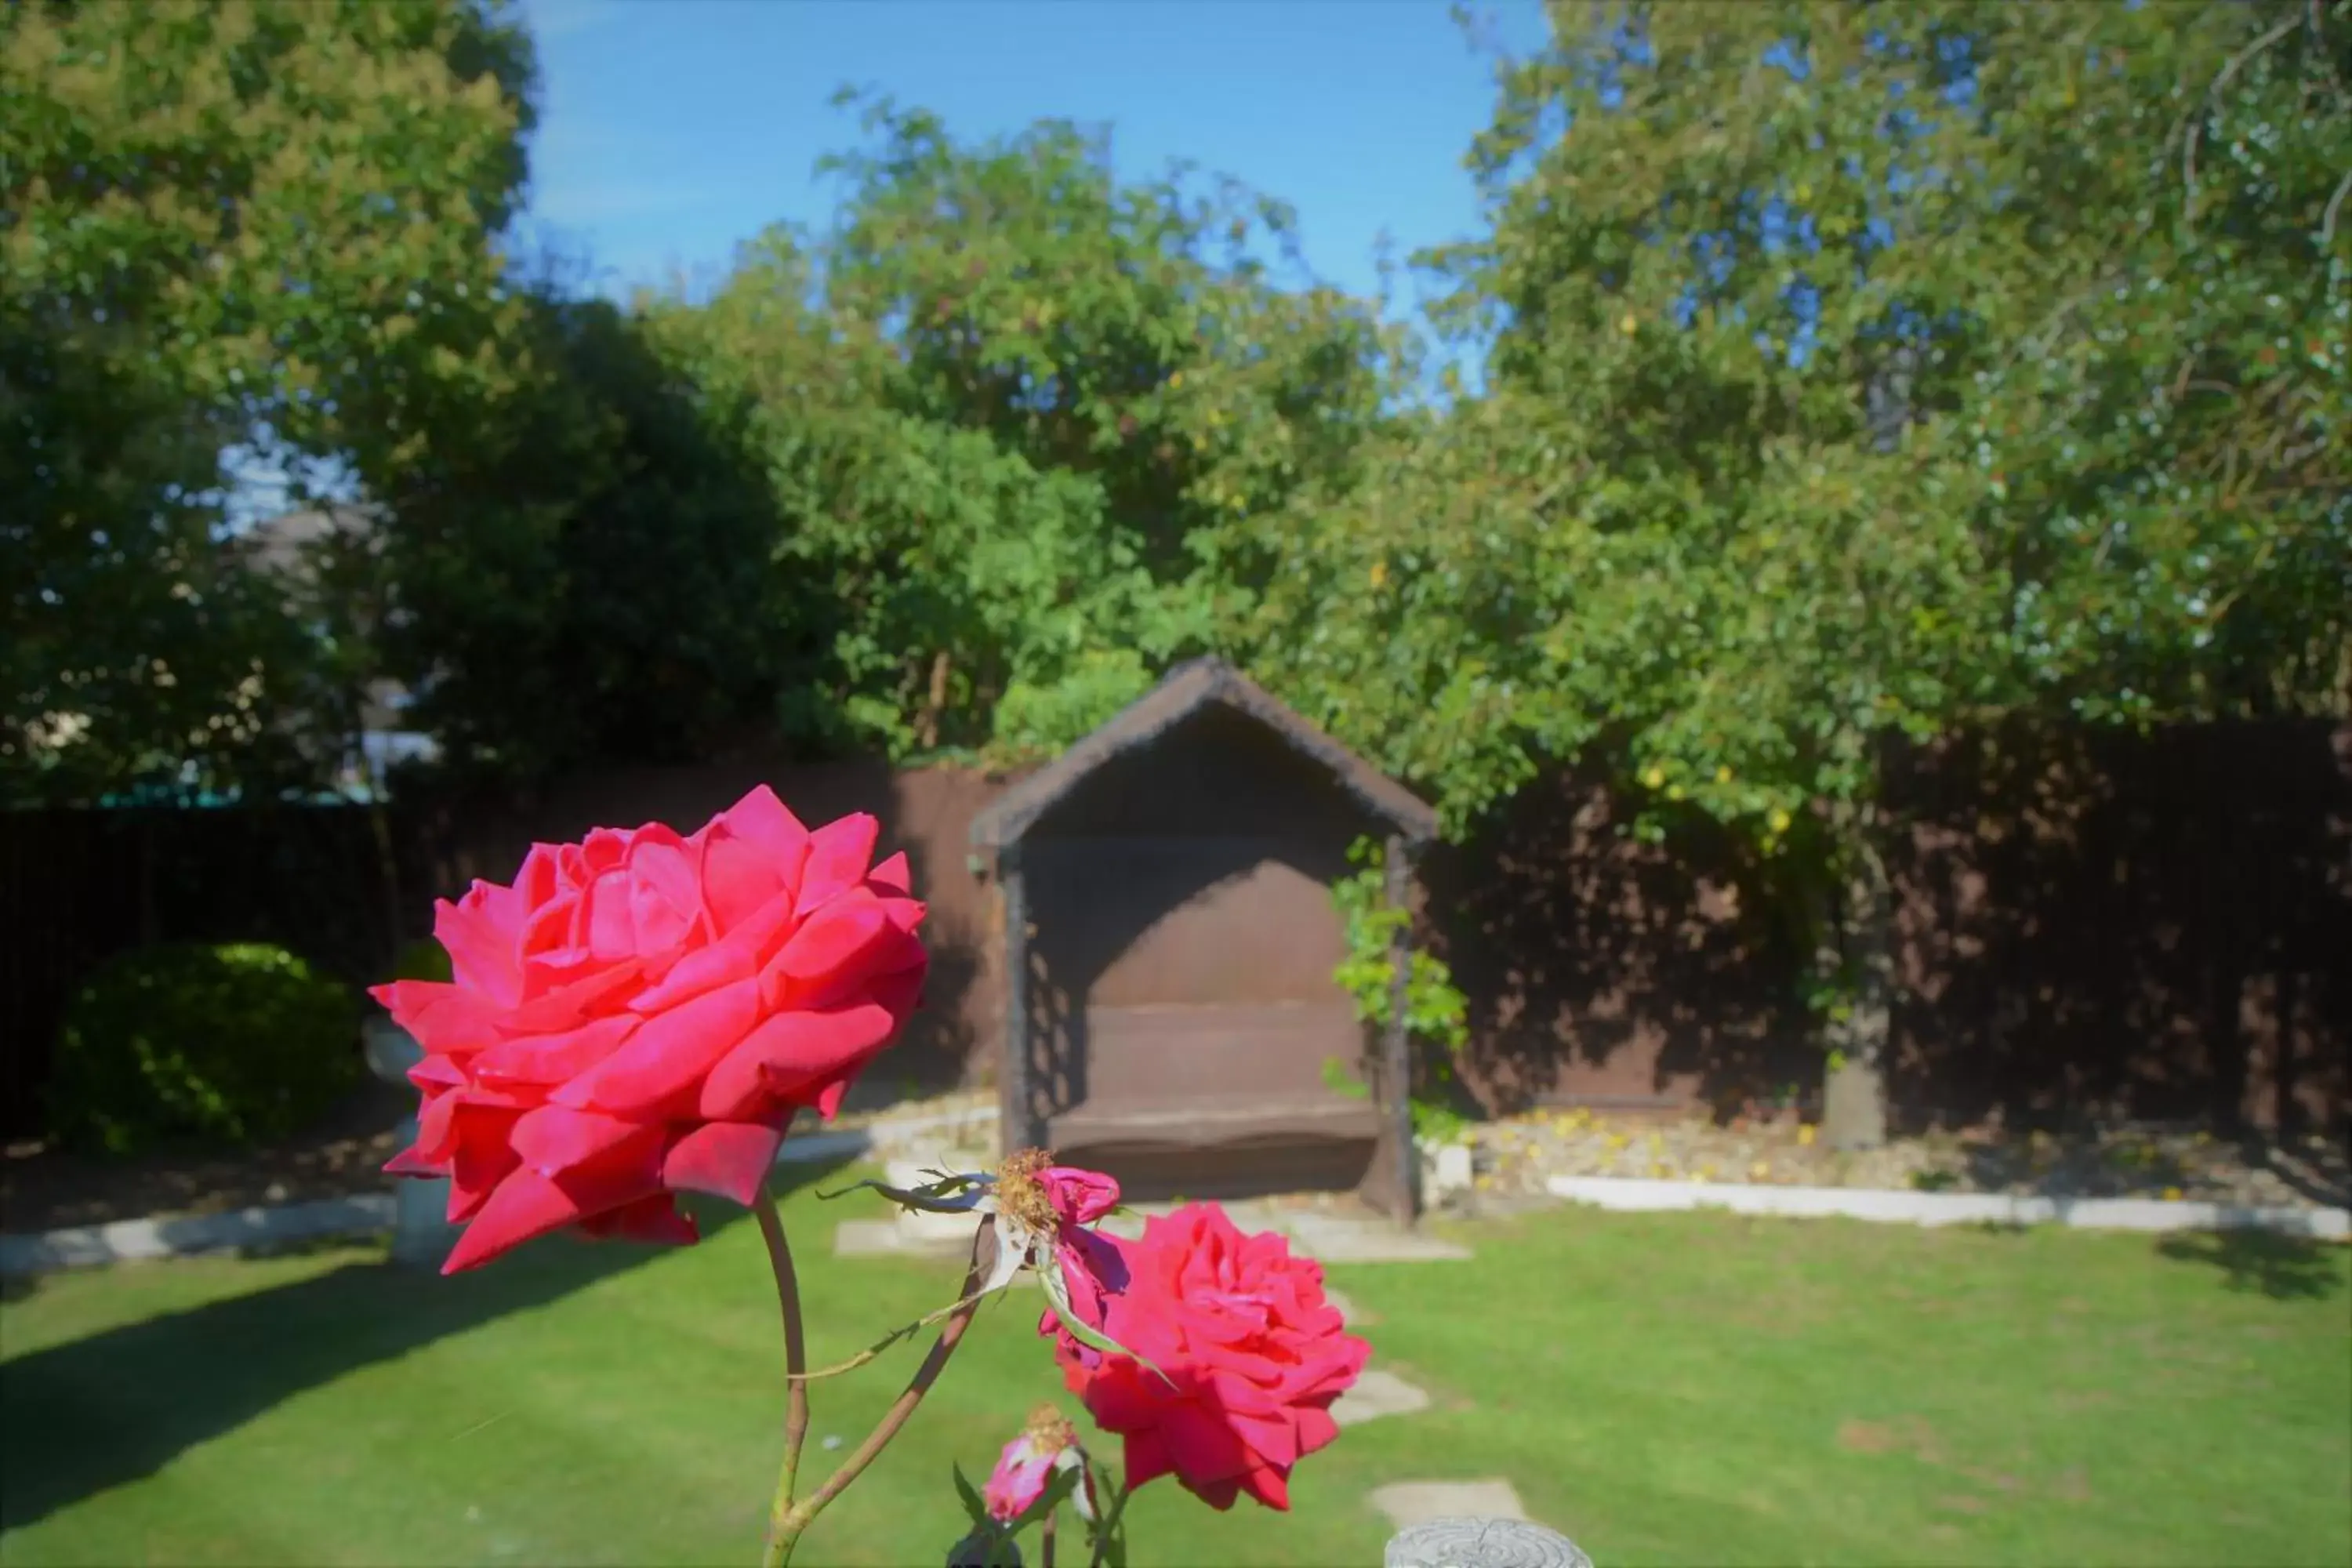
[3,1163,2344,1566]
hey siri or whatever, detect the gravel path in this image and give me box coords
[1459,1109,2349,1212]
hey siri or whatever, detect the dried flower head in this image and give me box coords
[994,1146,1060,1235]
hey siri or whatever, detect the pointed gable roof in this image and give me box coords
[969,656,1438,851]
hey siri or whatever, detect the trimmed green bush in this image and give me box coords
[392,937,453,985]
[47,942,363,1156]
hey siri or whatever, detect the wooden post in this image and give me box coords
[1382,833,1419,1227]
[998,845,1031,1159]
[1385,1519,1591,1567]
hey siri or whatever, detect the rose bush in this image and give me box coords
[1052,1203,1370,1511]
[372,786,927,1273]
[381,789,1374,1565]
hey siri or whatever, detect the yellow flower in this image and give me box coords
[1641,764,1665,790]
[1715,764,1733,784]
[1667,784,1686,801]
[1367,558,1388,590]
[1798,1124,1817,1147]
[2162,1187,2183,1202]
[1167,371,1185,390]
[1768,808,1793,834]
[1619,313,1639,336]
[1751,1160,1771,1180]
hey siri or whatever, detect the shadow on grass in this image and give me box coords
[0,1152,856,1536]
[2153,1229,2347,1302]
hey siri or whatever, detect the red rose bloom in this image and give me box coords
[370,786,926,1273]
[1055,1203,1369,1511]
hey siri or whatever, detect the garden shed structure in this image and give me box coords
[971,657,1439,1216]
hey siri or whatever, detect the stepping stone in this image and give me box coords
[878,1160,993,1246]
[1387,1516,1592,1567]
[1095,1199,1293,1240]
[1283,1213,1473,1263]
[1369,1478,1532,1532]
[1333,1368,1432,1427]
[833,1219,968,1259]
[1323,1286,1369,1323]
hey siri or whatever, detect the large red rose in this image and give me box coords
[369,786,927,1273]
[1054,1203,1369,1512]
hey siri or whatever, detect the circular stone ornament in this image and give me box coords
[1385,1516,1592,1568]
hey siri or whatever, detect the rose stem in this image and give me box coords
[1085,1482,1131,1568]
[1040,1508,1058,1568]
[755,1179,811,1564]
[768,1224,994,1566]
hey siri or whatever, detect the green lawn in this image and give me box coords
[3,1161,2346,1567]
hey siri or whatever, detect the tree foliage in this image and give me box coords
[1239,0,2349,1138]
[2,0,536,803]
[641,97,1406,763]
[362,286,822,780]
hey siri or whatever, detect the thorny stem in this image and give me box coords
[1040,1508,1057,1568]
[755,1183,811,1568]
[1084,1479,1133,1568]
[785,1286,995,1384]
[769,1220,996,1566]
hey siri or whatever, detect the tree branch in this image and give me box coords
[2321,169,2352,247]
[2183,11,2303,224]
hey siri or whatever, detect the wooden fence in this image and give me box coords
[5,720,2345,1140]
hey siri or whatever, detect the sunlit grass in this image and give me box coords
[3,1166,2345,1566]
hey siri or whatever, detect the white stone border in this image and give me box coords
[0,1105,995,1279]
[0,1196,397,1276]
[1544,1174,2350,1239]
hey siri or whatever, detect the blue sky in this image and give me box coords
[513,0,1552,310]
[234,0,1551,518]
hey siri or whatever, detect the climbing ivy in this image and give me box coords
[1324,837,1473,1145]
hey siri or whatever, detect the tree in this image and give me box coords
[1251,0,2349,1143]
[643,97,1406,761]
[361,285,825,780]
[2,0,536,803]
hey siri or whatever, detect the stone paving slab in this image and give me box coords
[1332,1368,1432,1427]
[832,1218,971,1260]
[1094,1199,1294,1241]
[1283,1212,1474,1263]
[1369,1479,1532,1531]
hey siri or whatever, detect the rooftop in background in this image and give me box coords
[233,506,378,577]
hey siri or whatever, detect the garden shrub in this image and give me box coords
[47,942,363,1156]
[393,936,453,985]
